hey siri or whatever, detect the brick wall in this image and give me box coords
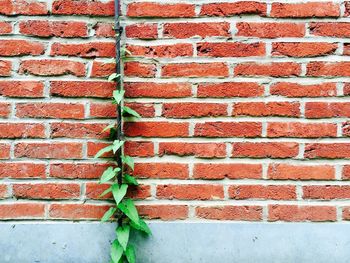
[1,0,350,223]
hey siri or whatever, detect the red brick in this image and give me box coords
[342,121,350,137]
[127,3,195,18]
[16,103,84,119]
[342,207,350,220]
[162,63,228,77]
[233,102,300,117]
[157,184,224,200]
[125,23,158,39]
[305,143,350,159]
[164,22,230,38]
[200,2,266,16]
[197,82,264,98]
[0,40,44,56]
[49,204,111,220]
[0,143,10,159]
[0,184,7,199]
[236,22,305,38]
[125,141,154,157]
[0,81,44,97]
[194,122,261,137]
[52,0,114,16]
[232,142,299,159]
[51,42,114,58]
[125,82,191,98]
[271,2,340,18]
[89,103,116,118]
[90,62,115,78]
[133,163,188,179]
[19,20,87,37]
[128,43,193,58]
[272,42,337,57]
[124,62,156,77]
[268,205,336,222]
[196,206,262,221]
[0,162,46,179]
[124,122,189,137]
[50,81,114,98]
[268,164,335,180]
[125,102,155,118]
[303,186,350,200]
[193,163,262,180]
[159,142,226,158]
[0,22,12,34]
[267,122,337,138]
[93,23,114,38]
[270,82,336,97]
[162,102,227,118]
[0,103,10,117]
[15,142,83,159]
[13,183,80,200]
[0,123,45,138]
[235,62,301,77]
[50,123,108,139]
[229,185,296,200]
[197,42,265,57]
[0,204,45,219]
[305,102,350,118]
[0,0,48,16]
[19,60,86,77]
[307,62,350,77]
[344,83,350,95]
[138,205,188,220]
[0,60,11,76]
[50,163,110,179]
[310,23,350,37]
[86,183,151,200]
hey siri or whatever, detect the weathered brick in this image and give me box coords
[125,23,158,39]
[268,164,335,180]
[270,82,336,97]
[0,81,44,97]
[157,184,224,200]
[49,204,111,220]
[124,122,189,137]
[0,40,44,56]
[51,42,115,58]
[197,42,265,57]
[52,0,114,16]
[0,123,45,138]
[196,206,262,221]
[159,142,226,158]
[197,82,264,98]
[200,2,266,17]
[163,22,230,38]
[133,163,188,179]
[233,102,300,117]
[128,43,193,58]
[194,122,262,137]
[272,42,337,57]
[0,162,46,179]
[236,22,305,38]
[271,2,340,18]
[50,163,110,179]
[127,3,195,18]
[16,103,85,119]
[229,185,296,200]
[125,82,192,98]
[162,103,227,118]
[50,81,114,98]
[235,62,301,77]
[0,204,45,219]
[162,63,229,77]
[138,205,188,220]
[15,143,83,159]
[267,122,337,138]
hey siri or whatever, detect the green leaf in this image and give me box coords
[118,199,139,224]
[125,245,136,263]
[123,174,138,186]
[100,167,120,184]
[113,140,125,154]
[99,186,112,197]
[122,106,141,118]
[113,90,125,105]
[101,207,116,222]
[111,240,123,263]
[122,156,134,170]
[94,145,113,159]
[116,225,130,251]
[108,73,121,82]
[130,218,151,235]
[112,183,128,205]
[121,46,132,56]
[102,123,115,133]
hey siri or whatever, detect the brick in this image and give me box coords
[13,183,80,200]
[90,62,115,78]
[16,103,84,119]
[138,205,188,220]
[128,43,193,58]
[0,103,10,117]
[193,163,262,180]
[0,40,44,56]
[310,23,350,37]
[342,207,350,220]
[271,2,340,18]
[305,143,350,159]
[19,20,87,38]
[197,82,264,98]
[162,63,228,77]
[93,23,114,38]
[305,102,350,118]
[194,122,261,137]
[0,0,47,16]
[125,102,155,118]
[124,122,189,137]
[268,205,336,222]
[233,102,300,117]
[0,162,46,179]
[344,83,350,95]
[127,3,195,18]
[0,123,45,138]
[0,60,11,76]
[303,186,350,200]
[163,22,230,38]
[52,0,114,16]
[49,204,111,220]
[229,185,296,200]
[236,22,305,38]
[89,103,116,118]
[125,23,158,39]
[196,206,262,221]
[272,42,337,57]
[162,102,227,118]
[235,62,301,77]
[133,163,188,179]
[270,82,336,97]
[0,184,7,199]
[267,122,337,138]
[15,142,83,159]
[19,60,86,77]
[200,2,266,17]
[50,163,110,179]
[86,183,151,200]
[51,42,114,58]
[50,123,108,139]
[125,82,191,98]
[197,42,265,57]
[0,22,12,34]
[157,184,224,200]
[0,204,45,219]
[124,141,154,157]
[50,81,114,98]
[342,121,350,137]
[307,62,350,77]
[0,143,10,159]
[0,81,44,97]
[232,142,299,159]
[268,164,335,180]
[124,62,156,77]
[159,142,226,158]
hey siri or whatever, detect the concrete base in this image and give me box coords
[0,222,350,263]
